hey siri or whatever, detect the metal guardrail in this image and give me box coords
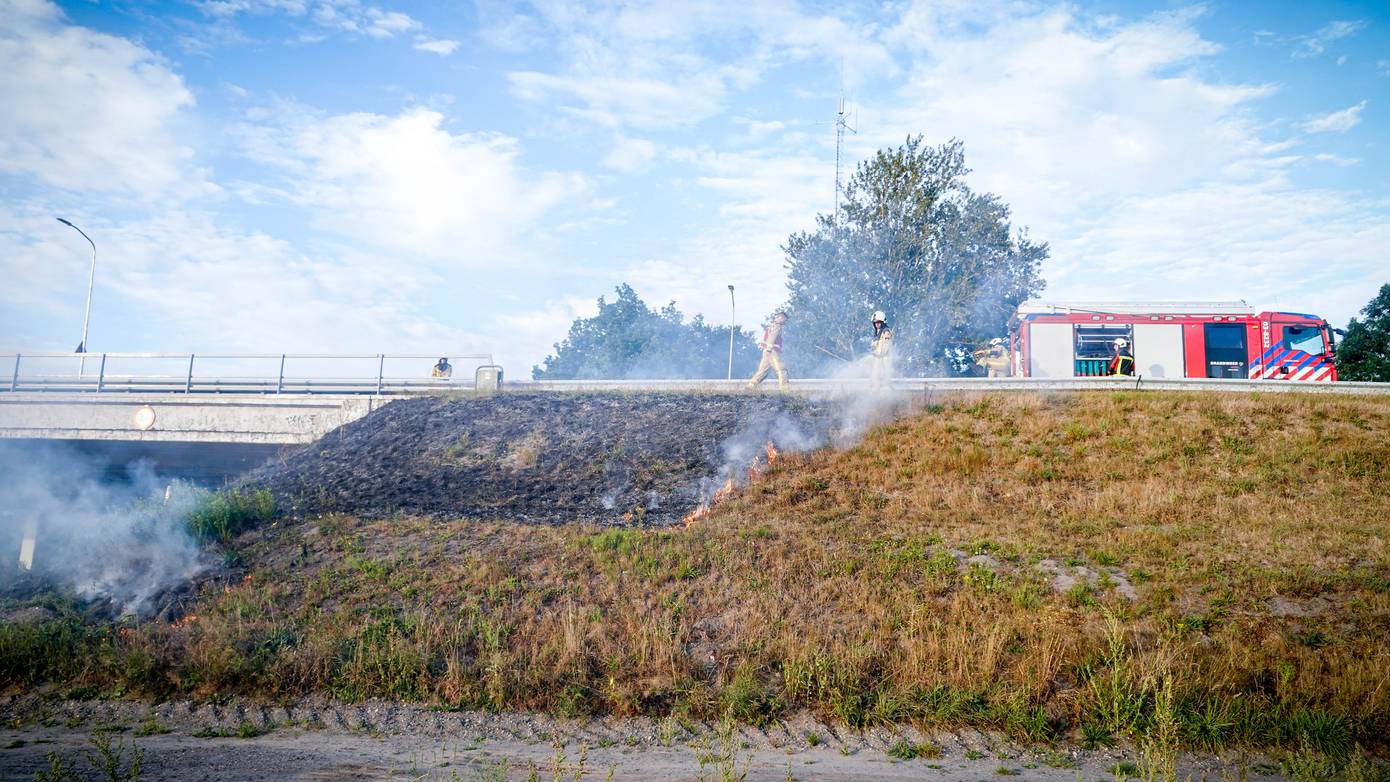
[520,376,1390,395]
[2,353,496,395]
[3,352,1386,396]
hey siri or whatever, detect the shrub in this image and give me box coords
[185,488,276,542]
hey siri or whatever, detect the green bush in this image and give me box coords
[185,489,276,543]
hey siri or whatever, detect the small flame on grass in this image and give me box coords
[684,441,778,528]
[170,614,198,629]
[684,478,735,528]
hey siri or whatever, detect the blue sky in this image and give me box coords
[2,0,1387,374]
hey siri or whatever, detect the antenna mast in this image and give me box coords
[833,92,856,221]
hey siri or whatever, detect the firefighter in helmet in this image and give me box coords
[869,310,893,388]
[431,357,453,378]
[747,310,789,391]
[973,337,1011,378]
[1108,338,1134,377]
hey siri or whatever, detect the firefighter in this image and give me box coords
[973,337,1011,378]
[747,310,789,391]
[870,310,893,388]
[431,357,453,378]
[1108,338,1134,377]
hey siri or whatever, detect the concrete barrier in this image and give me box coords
[0,393,391,445]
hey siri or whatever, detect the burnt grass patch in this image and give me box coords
[246,392,834,525]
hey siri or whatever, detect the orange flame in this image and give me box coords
[684,478,736,528]
[765,441,779,466]
[170,613,199,629]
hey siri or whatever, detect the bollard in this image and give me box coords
[18,517,37,571]
[475,364,504,392]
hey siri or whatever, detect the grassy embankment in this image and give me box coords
[3,392,1389,767]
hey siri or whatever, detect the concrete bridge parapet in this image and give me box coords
[0,393,391,445]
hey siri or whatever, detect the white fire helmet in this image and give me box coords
[1114,337,1129,348]
[990,337,1004,347]
[871,310,886,322]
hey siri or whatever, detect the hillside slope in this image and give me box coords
[4,391,1389,764]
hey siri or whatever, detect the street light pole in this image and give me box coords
[726,285,736,381]
[57,218,97,376]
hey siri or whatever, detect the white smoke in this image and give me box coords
[691,367,915,510]
[0,443,210,617]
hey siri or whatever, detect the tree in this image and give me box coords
[782,137,1047,375]
[1336,283,1390,381]
[533,284,762,379]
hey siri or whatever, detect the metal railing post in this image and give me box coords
[277,354,286,394]
[9,355,18,392]
[185,354,195,393]
[97,353,107,392]
[376,354,385,394]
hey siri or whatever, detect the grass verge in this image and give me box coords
[3,391,1388,763]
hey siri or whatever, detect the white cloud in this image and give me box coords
[197,0,421,40]
[0,203,473,354]
[413,37,459,56]
[601,136,660,172]
[1379,59,1390,76]
[1302,101,1367,134]
[616,3,1387,340]
[0,0,207,197]
[199,0,307,17]
[1056,181,1388,326]
[491,1,893,130]
[312,2,417,38]
[1291,19,1365,59]
[861,7,1277,227]
[234,105,587,264]
[1312,153,1359,167]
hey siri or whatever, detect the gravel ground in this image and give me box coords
[244,393,834,527]
[0,697,1289,781]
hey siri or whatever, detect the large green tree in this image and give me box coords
[782,137,1047,375]
[533,284,761,380]
[1336,283,1390,381]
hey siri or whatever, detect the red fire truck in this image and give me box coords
[1011,301,1338,381]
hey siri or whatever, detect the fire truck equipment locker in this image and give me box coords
[1028,323,1073,378]
[1132,323,1185,378]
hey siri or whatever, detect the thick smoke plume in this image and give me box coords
[0,443,209,617]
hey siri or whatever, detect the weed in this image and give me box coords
[86,731,145,782]
[1081,725,1116,753]
[1040,749,1076,769]
[886,739,922,760]
[236,722,271,739]
[1112,760,1140,778]
[33,752,82,782]
[185,488,275,543]
[132,719,169,737]
[472,759,510,782]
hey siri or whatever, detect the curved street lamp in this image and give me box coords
[726,285,736,381]
[56,218,97,375]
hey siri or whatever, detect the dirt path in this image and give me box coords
[0,698,1287,781]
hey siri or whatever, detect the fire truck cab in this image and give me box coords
[1011,301,1338,382]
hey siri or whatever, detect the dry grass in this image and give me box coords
[4,391,1389,758]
